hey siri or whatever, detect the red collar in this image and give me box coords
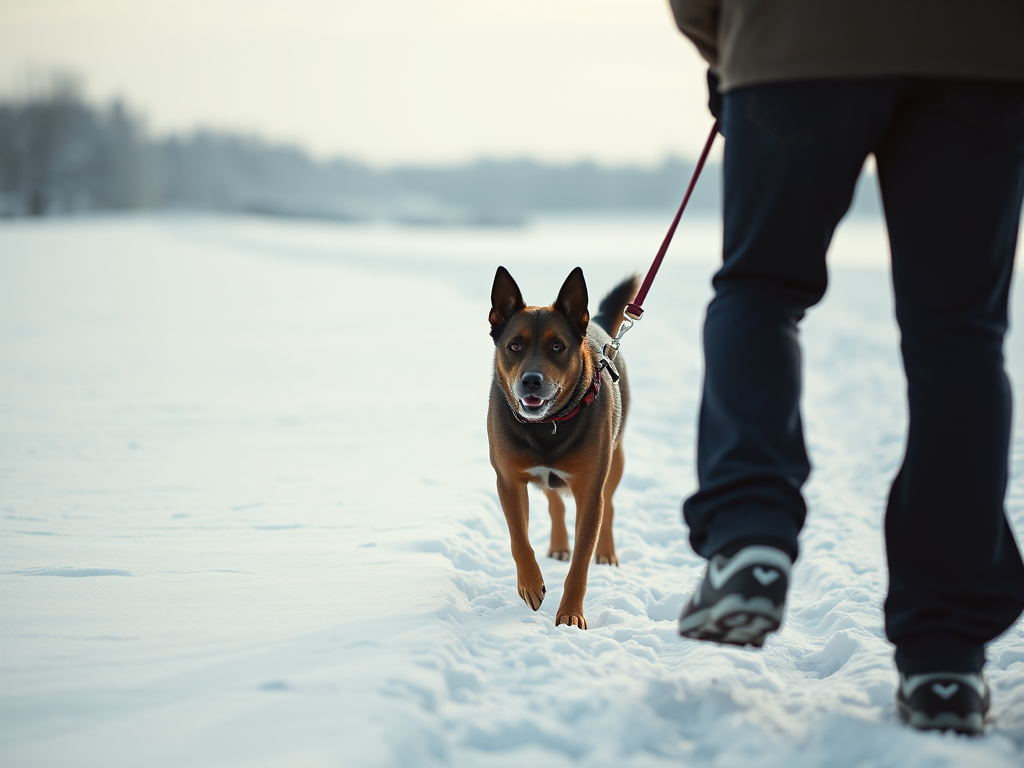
[547,366,601,423]
[507,365,601,427]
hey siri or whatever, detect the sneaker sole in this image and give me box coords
[678,594,783,648]
[896,700,985,735]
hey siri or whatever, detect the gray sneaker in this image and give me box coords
[896,672,989,735]
[678,545,791,648]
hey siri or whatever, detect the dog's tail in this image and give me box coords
[592,274,641,339]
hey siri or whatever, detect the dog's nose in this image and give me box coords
[521,371,544,390]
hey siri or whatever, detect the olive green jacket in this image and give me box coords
[668,0,1024,91]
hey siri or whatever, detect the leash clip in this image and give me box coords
[598,354,620,382]
[599,312,636,383]
[602,312,636,365]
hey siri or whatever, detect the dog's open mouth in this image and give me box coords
[520,396,548,412]
[514,384,560,419]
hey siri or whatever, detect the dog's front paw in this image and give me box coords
[555,611,587,630]
[595,553,618,566]
[547,548,570,561]
[517,569,546,611]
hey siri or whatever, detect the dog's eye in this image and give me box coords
[551,341,564,353]
[507,341,522,352]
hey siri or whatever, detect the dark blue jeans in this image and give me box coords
[684,78,1024,674]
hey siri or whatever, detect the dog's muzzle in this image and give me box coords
[514,371,556,416]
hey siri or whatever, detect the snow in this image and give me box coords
[1,213,1023,767]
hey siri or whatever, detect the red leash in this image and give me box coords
[514,120,721,430]
[624,120,719,321]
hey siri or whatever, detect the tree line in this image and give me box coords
[0,73,878,224]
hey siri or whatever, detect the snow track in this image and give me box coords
[1,215,1022,767]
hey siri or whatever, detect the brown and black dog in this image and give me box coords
[487,266,638,629]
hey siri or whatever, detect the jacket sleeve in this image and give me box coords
[668,0,721,67]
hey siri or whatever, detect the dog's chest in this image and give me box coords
[524,465,573,491]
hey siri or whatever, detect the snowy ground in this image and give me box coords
[2,213,1023,767]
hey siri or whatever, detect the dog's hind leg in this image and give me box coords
[496,475,546,611]
[545,488,571,561]
[595,441,624,566]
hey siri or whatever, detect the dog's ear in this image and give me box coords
[554,267,589,338]
[489,266,525,338]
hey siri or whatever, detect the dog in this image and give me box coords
[487,266,638,628]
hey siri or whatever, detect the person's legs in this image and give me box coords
[684,80,889,561]
[679,80,898,647]
[876,79,1024,677]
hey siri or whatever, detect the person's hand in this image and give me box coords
[707,68,721,121]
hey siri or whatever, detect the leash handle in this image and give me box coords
[625,120,719,321]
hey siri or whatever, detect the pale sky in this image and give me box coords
[0,0,714,166]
